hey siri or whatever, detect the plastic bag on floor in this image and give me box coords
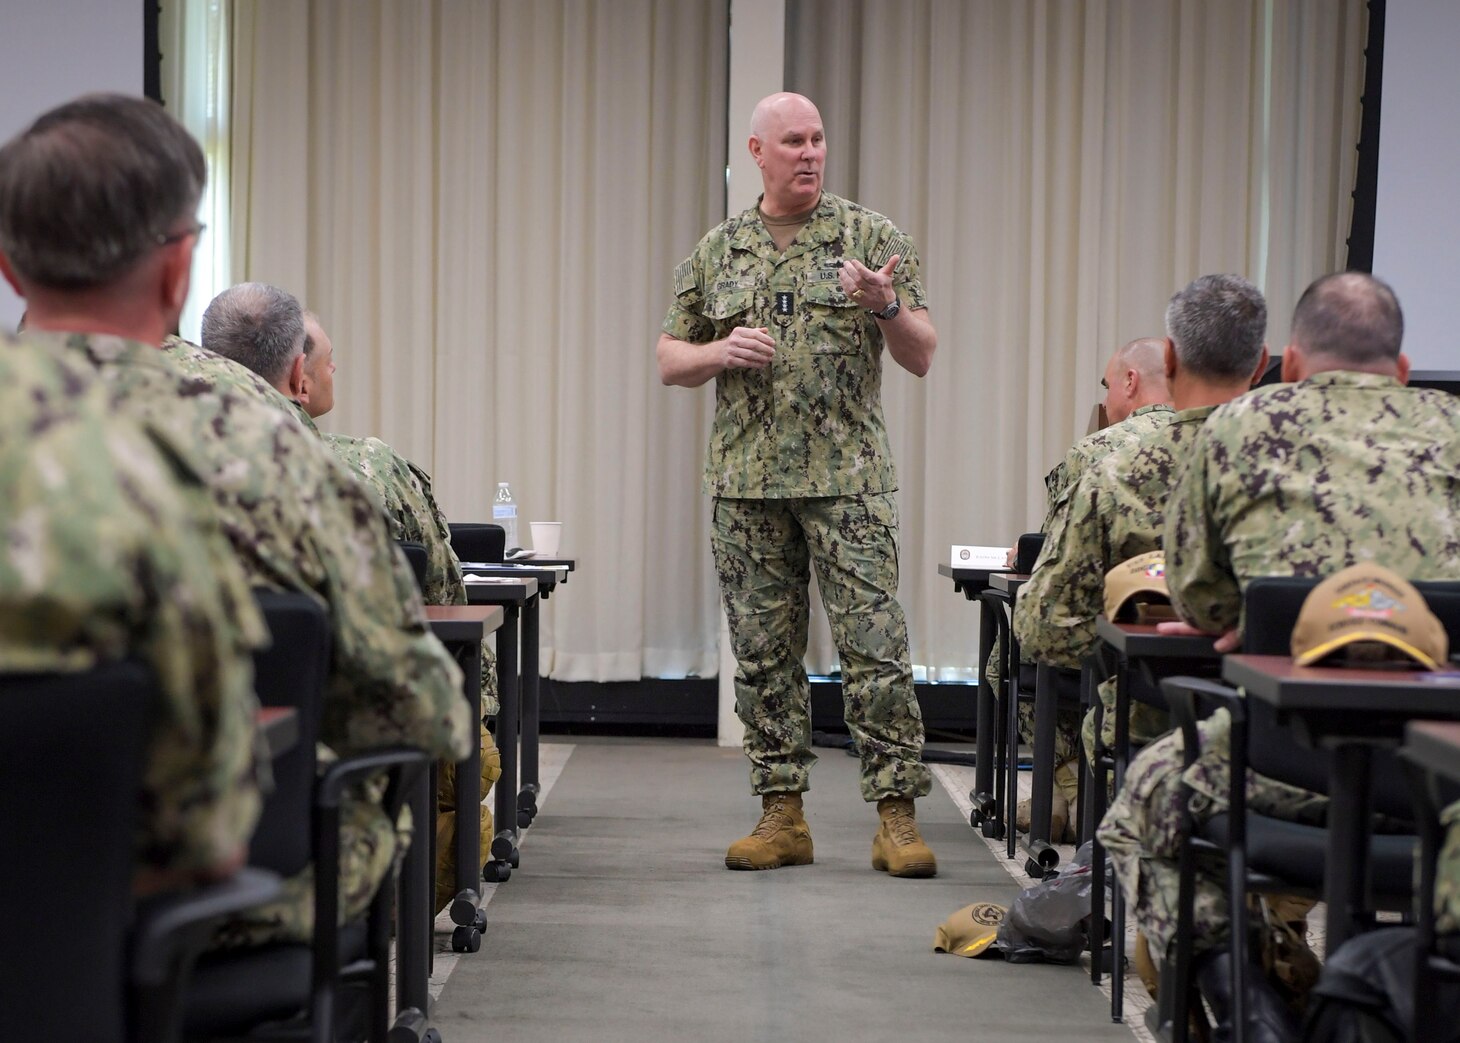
[996,841,1095,964]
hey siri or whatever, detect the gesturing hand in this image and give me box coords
[723,326,776,371]
[838,255,900,314]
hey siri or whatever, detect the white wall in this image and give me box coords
[0,0,143,329]
[1372,0,1460,370]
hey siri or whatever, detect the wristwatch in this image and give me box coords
[870,295,901,321]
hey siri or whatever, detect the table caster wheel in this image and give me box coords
[451,925,481,953]
[517,809,533,829]
[474,908,488,931]
[483,861,511,883]
[509,847,520,869]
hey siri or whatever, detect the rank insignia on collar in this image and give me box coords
[774,291,795,317]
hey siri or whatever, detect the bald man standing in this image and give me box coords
[658,92,939,877]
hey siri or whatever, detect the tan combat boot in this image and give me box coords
[725,793,814,870]
[871,797,937,878]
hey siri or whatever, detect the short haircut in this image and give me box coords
[0,93,205,290]
[1290,272,1404,364]
[201,283,306,384]
[1164,274,1267,381]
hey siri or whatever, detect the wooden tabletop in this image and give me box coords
[1226,654,1460,714]
[425,604,506,641]
[988,572,1030,594]
[1403,720,1460,783]
[1095,618,1221,659]
[938,562,1007,588]
[460,576,538,606]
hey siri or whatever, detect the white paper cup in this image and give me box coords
[530,521,562,556]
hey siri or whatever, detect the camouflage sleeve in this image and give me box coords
[401,456,467,607]
[1014,474,1108,669]
[1163,426,1240,633]
[662,253,715,343]
[1041,450,1082,533]
[122,434,268,876]
[1436,799,1460,935]
[309,457,472,761]
[870,221,928,311]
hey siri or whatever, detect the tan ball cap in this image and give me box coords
[933,901,1006,958]
[1104,550,1173,623]
[1290,563,1447,670]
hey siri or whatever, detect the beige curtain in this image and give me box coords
[228,0,728,681]
[222,0,1362,683]
[786,0,1365,676]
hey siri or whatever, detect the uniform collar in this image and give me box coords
[1129,402,1174,418]
[1298,370,1405,391]
[729,192,843,262]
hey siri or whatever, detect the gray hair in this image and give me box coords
[201,283,306,384]
[1290,272,1404,364]
[0,93,205,290]
[1164,274,1267,381]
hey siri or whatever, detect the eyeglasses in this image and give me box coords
[154,222,207,246]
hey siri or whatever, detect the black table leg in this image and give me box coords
[1325,743,1373,954]
[517,594,541,827]
[486,606,520,882]
[447,637,486,949]
[396,769,432,1017]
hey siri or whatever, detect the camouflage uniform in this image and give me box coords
[1014,406,1215,762]
[1099,372,1460,964]
[1001,404,1175,764]
[0,333,267,879]
[163,336,498,910]
[1436,799,1460,936]
[663,191,930,801]
[33,331,471,946]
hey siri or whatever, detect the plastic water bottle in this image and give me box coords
[492,482,519,550]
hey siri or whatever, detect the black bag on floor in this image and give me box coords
[996,842,1094,964]
[1302,926,1460,1043]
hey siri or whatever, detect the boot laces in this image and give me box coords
[885,804,920,846]
[751,798,794,840]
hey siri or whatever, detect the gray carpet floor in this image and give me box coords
[433,737,1134,1042]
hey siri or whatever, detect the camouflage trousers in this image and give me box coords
[985,646,1081,766]
[478,642,500,717]
[711,494,931,803]
[1080,675,1170,766]
[435,722,502,911]
[212,783,410,949]
[1437,800,1460,935]
[1097,709,1328,965]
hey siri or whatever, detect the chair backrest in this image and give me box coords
[1016,532,1046,574]
[1243,576,1460,818]
[396,540,429,593]
[247,592,331,876]
[0,660,156,1043]
[448,521,506,565]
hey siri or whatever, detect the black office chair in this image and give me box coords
[1397,758,1460,1041]
[1153,577,1460,1042]
[180,593,434,1043]
[448,522,506,565]
[0,661,279,1043]
[397,541,429,594]
[1,661,153,1041]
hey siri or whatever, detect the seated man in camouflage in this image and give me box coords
[0,93,472,946]
[0,341,265,900]
[1015,274,1268,796]
[1099,272,1460,1042]
[196,286,500,908]
[999,337,1174,834]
